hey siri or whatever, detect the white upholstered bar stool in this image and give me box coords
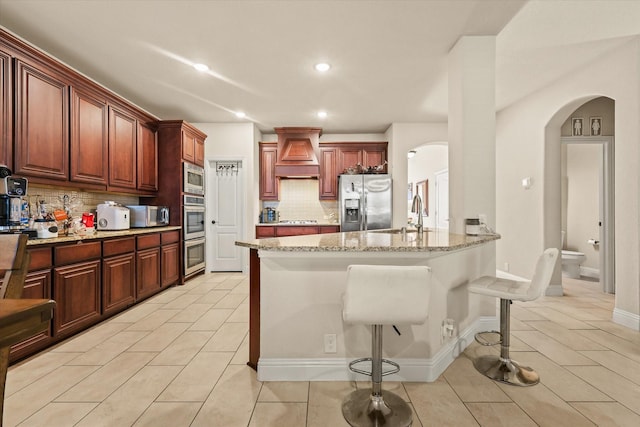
[342,264,431,427]
[468,248,558,386]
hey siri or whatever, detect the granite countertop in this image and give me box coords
[26,225,182,246]
[255,222,339,227]
[236,228,500,252]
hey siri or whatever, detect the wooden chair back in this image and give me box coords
[0,234,30,300]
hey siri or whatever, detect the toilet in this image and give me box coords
[561,231,586,278]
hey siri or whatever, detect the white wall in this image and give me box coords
[407,145,448,228]
[495,39,640,325]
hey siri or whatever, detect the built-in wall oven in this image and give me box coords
[183,195,206,275]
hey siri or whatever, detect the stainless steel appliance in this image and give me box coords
[183,195,205,240]
[184,237,206,276]
[183,162,205,195]
[96,202,130,230]
[260,207,279,223]
[127,205,169,227]
[0,173,28,232]
[339,174,392,231]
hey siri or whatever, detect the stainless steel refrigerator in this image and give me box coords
[339,174,392,231]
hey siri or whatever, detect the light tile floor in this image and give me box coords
[4,274,640,426]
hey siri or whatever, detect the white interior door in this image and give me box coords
[207,160,244,272]
[435,169,449,229]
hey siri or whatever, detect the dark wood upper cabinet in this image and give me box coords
[0,47,11,169]
[194,136,205,167]
[319,147,338,200]
[70,86,108,186]
[14,58,69,180]
[108,105,137,189]
[259,142,279,200]
[137,121,158,192]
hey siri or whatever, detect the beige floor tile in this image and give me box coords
[226,302,249,323]
[161,293,202,309]
[65,330,149,366]
[190,364,262,427]
[167,303,213,323]
[109,302,164,323]
[541,302,611,321]
[6,351,83,397]
[202,322,248,352]
[4,365,98,426]
[214,278,245,290]
[526,307,597,329]
[511,330,597,365]
[405,378,479,426]
[157,351,233,402]
[528,320,608,350]
[354,381,410,401]
[570,402,640,427]
[144,287,188,304]
[214,293,248,309]
[510,306,547,321]
[249,402,307,427]
[75,365,182,427]
[576,329,640,364]
[132,402,202,427]
[148,330,213,365]
[188,308,234,331]
[230,335,250,365]
[49,322,130,353]
[442,356,511,402]
[128,322,191,352]
[306,381,352,427]
[124,309,182,331]
[259,381,310,402]
[465,402,537,427]
[567,366,640,415]
[579,350,640,385]
[509,317,537,331]
[196,289,230,305]
[497,382,596,426]
[514,352,612,401]
[57,352,156,402]
[584,320,640,343]
[16,402,99,427]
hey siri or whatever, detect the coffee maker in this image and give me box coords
[0,165,29,232]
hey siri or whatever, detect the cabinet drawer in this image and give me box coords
[319,226,340,234]
[137,233,160,249]
[275,226,320,237]
[161,230,180,244]
[103,237,135,257]
[256,226,276,238]
[54,241,102,265]
[28,246,53,270]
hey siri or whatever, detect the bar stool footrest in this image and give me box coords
[474,330,502,346]
[348,357,400,377]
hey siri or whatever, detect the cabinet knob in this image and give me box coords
[211,220,216,224]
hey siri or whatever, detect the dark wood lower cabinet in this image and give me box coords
[53,260,101,338]
[136,247,161,300]
[102,253,135,315]
[161,243,180,287]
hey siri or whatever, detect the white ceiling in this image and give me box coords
[1,0,639,134]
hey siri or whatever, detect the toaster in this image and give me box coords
[96,202,130,230]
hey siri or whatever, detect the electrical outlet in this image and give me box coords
[441,319,455,339]
[324,334,337,353]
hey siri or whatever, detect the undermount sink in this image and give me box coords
[370,228,432,234]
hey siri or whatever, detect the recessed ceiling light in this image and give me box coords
[193,63,209,72]
[407,150,417,159]
[235,111,246,118]
[314,63,331,72]
[317,111,328,119]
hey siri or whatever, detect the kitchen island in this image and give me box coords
[236,228,500,382]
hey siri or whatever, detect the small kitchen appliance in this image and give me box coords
[96,202,130,230]
[127,205,169,227]
[260,208,279,223]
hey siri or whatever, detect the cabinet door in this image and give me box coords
[108,105,137,189]
[363,147,386,170]
[9,269,53,362]
[103,253,135,316]
[182,129,196,163]
[194,136,205,167]
[136,247,161,300]
[137,121,158,191]
[70,86,108,186]
[161,242,180,287]
[319,225,340,234]
[0,48,11,169]
[275,226,320,237]
[14,59,69,180]
[53,260,101,337]
[338,148,362,174]
[319,147,338,200]
[259,143,279,200]
[255,226,276,238]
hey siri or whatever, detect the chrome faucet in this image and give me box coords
[411,193,423,233]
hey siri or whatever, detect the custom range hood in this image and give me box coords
[274,127,322,178]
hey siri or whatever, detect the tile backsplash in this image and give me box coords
[27,185,139,218]
[263,179,338,223]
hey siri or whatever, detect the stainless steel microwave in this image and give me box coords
[184,162,205,195]
[127,205,169,227]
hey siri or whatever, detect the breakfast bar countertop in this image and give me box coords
[236,228,500,252]
[25,225,182,246]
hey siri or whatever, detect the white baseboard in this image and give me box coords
[579,266,600,279]
[612,308,640,331]
[257,316,499,382]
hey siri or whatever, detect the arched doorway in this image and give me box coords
[407,143,448,229]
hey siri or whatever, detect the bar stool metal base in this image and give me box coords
[473,354,540,386]
[342,388,413,427]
